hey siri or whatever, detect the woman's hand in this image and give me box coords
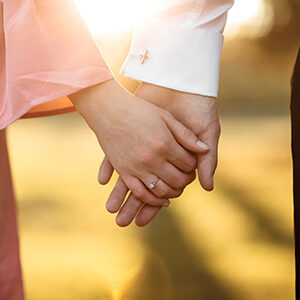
[99,83,221,227]
[69,80,209,208]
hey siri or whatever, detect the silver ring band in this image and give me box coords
[147,177,160,190]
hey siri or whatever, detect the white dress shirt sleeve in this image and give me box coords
[120,0,234,97]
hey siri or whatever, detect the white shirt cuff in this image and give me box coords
[120,20,224,97]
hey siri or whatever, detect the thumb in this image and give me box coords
[98,156,114,185]
[164,113,209,153]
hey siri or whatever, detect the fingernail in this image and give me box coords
[197,140,209,150]
[162,201,171,208]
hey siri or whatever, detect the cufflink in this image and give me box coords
[139,49,148,64]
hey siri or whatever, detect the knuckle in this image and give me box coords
[138,151,153,166]
[153,199,165,206]
[155,188,168,198]
[186,157,197,172]
[132,187,145,200]
[214,121,221,137]
[173,177,187,190]
[153,139,168,153]
[213,122,221,136]
[183,127,194,140]
[162,110,173,119]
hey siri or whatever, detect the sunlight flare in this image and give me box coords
[75,0,273,38]
[74,0,160,34]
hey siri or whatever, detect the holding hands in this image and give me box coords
[69,80,215,226]
[94,82,221,227]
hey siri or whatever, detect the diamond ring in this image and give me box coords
[147,177,160,190]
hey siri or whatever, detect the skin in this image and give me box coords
[68,80,210,209]
[99,83,221,227]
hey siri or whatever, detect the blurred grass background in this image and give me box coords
[6,0,299,299]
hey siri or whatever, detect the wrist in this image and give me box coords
[68,79,125,131]
[136,83,176,112]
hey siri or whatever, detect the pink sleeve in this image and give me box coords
[0,0,114,129]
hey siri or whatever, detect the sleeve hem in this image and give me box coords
[120,19,224,97]
[0,71,114,130]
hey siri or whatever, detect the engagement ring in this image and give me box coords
[147,177,160,190]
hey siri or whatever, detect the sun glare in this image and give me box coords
[75,0,273,37]
[74,0,161,34]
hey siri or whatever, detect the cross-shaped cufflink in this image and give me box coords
[139,49,148,64]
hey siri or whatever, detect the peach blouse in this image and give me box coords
[0,0,113,130]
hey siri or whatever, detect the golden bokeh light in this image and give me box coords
[92,239,145,300]
[225,0,274,38]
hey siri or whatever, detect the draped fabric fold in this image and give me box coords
[0,0,113,129]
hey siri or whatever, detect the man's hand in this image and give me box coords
[99,83,221,227]
[136,83,221,191]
